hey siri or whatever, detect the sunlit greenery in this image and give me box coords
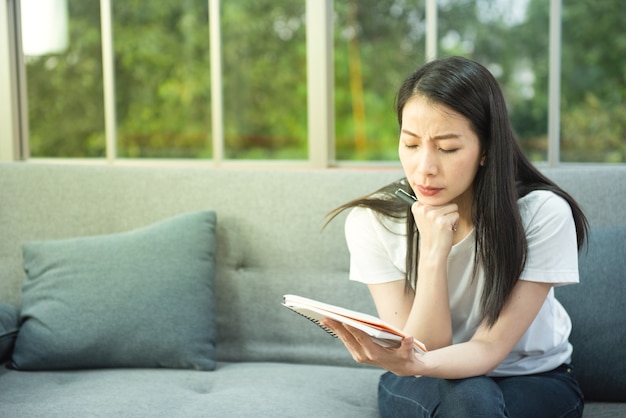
[24,0,625,163]
[221,0,307,160]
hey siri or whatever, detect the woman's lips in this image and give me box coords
[417,185,442,197]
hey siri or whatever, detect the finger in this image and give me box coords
[321,321,370,361]
[322,320,384,360]
[321,319,361,347]
[320,318,343,337]
[336,323,369,349]
[401,336,418,353]
[340,323,378,349]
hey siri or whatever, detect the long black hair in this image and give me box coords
[328,56,588,327]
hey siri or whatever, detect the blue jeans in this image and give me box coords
[378,364,584,418]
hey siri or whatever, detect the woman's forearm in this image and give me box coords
[404,256,453,350]
[410,339,505,379]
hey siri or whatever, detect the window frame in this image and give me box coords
[0,0,571,168]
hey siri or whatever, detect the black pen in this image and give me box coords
[394,188,418,206]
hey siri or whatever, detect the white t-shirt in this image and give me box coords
[345,190,579,376]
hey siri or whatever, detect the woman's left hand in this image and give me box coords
[321,318,425,376]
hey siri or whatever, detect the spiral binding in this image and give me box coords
[287,307,338,338]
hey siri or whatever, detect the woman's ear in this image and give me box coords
[480,153,486,166]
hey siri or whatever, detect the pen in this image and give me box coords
[394,188,418,206]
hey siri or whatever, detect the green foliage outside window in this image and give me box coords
[560,2,625,163]
[25,1,105,157]
[113,1,212,158]
[221,0,307,160]
[23,0,625,163]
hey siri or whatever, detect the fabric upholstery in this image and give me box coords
[0,163,624,417]
[555,226,626,402]
[11,211,218,371]
[0,362,382,418]
[0,303,19,363]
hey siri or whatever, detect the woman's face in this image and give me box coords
[399,96,484,210]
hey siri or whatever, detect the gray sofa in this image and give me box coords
[0,162,624,417]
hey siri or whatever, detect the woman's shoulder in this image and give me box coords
[518,189,570,211]
[345,206,406,237]
[517,189,574,232]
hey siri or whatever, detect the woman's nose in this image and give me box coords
[415,149,438,177]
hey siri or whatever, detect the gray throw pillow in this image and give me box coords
[555,225,626,402]
[12,210,217,371]
[0,303,19,363]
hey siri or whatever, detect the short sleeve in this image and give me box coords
[344,207,406,284]
[519,191,579,285]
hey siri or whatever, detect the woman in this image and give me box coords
[323,56,587,417]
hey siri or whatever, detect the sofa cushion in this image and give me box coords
[555,225,626,402]
[0,362,383,417]
[0,303,19,363]
[11,210,217,371]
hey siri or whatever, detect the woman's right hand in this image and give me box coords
[321,318,427,377]
[411,201,459,259]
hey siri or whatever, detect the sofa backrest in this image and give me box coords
[0,163,403,367]
[0,163,624,371]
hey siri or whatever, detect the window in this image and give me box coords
[330,0,561,163]
[2,0,624,165]
[437,0,550,162]
[112,1,212,159]
[221,0,307,160]
[21,0,105,157]
[334,0,427,161]
[560,1,625,163]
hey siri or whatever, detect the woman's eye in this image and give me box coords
[439,148,458,154]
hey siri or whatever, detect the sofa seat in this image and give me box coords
[1,361,620,417]
[0,362,383,417]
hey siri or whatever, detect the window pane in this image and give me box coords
[560,1,625,163]
[221,0,307,160]
[113,0,211,159]
[22,0,105,157]
[334,0,427,161]
[438,0,549,162]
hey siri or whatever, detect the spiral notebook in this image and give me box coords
[282,294,427,354]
